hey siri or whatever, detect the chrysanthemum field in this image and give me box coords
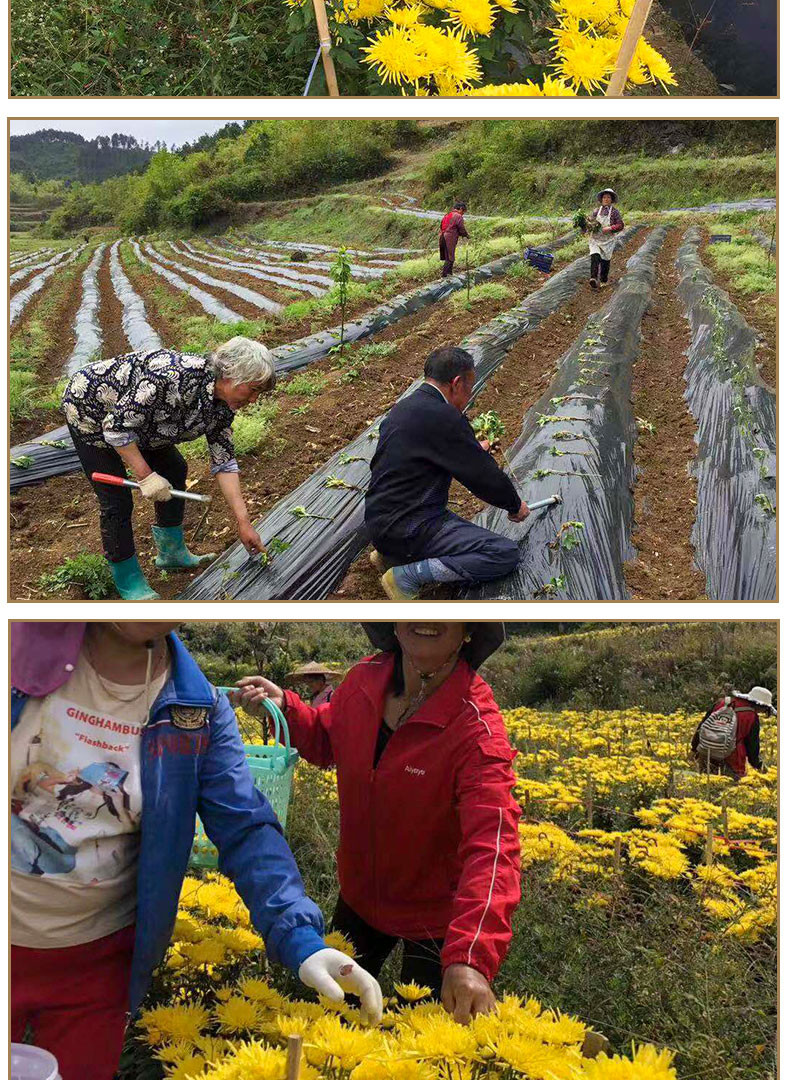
[284,0,677,95]
[123,701,776,1080]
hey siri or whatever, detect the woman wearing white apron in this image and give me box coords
[587,188,624,290]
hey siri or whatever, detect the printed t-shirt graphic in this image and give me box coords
[11,654,169,947]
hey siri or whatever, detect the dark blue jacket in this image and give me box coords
[365,383,520,547]
[11,633,325,1013]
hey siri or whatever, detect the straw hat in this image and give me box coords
[597,188,617,202]
[285,661,342,684]
[734,686,776,714]
[360,623,505,670]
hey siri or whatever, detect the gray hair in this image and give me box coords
[209,336,276,389]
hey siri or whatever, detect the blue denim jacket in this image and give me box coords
[11,632,325,1012]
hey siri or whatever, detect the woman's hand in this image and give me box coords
[233,675,286,713]
[238,520,266,555]
[298,949,383,1026]
[601,225,613,234]
[441,964,495,1024]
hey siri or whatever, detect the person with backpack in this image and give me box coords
[439,202,469,277]
[691,685,775,779]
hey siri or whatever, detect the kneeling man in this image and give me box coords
[365,345,529,600]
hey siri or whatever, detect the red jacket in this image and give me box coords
[692,697,760,777]
[283,653,522,981]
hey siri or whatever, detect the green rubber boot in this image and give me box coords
[152,525,216,570]
[109,555,159,601]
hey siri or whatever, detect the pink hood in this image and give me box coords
[11,622,87,697]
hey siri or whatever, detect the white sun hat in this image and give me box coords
[734,686,776,714]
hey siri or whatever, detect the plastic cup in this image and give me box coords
[10,1044,61,1080]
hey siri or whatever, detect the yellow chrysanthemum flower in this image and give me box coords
[445,0,496,37]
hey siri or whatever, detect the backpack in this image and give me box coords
[696,699,747,763]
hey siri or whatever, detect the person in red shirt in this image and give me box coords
[233,621,522,1024]
[691,685,774,779]
[439,203,469,277]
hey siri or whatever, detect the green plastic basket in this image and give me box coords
[190,694,299,869]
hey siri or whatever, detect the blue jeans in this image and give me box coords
[377,512,519,585]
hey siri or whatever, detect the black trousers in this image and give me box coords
[332,894,444,997]
[441,259,455,278]
[590,253,611,283]
[69,425,187,563]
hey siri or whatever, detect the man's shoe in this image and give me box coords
[152,525,215,569]
[109,555,159,601]
[380,568,417,602]
[589,277,599,290]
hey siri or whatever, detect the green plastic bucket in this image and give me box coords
[190,694,299,869]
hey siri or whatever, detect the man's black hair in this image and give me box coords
[424,345,475,384]
[454,201,467,211]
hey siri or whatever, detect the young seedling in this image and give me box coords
[325,475,362,492]
[754,493,776,517]
[534,574,566,598]
[290,505,333,521]
[11,455,34,469]
[338,452,368,465]
[555,521,586,551]
[636,417,656,435]
[471,410,506,446]
[39,439,68,449]
[753,447,769,479]
[536,414,587,427]
[550,446,592,458]
[552,431,594,443]
[330,247,353,355]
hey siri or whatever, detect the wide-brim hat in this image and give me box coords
[360,623,505,670]
[597,188,617,202]
[285,661,343,683]
[735,685,776,714]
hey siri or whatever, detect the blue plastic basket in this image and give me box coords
[190,695,299,869]
[525,247,554,273]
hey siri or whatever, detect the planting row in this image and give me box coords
[180,227,643,600]
[461,227,668,601]
[676,228,776,600]
[9,233,575,490]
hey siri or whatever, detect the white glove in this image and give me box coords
[138,471,172,501]
[298,948,383,1025]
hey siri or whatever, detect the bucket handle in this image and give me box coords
[217,687,293,772]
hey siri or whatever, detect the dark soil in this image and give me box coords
[9,272,544,601]
[331,231,649,601]
[97,246,133,359]
[622,228,707,601]
[698,233,777,389]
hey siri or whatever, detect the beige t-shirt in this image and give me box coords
[11,652,169,949]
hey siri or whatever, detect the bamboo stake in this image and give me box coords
[704,823,714,866]
[605,0,653,96]
[311,0,340,96]
[287,1034,304,1080]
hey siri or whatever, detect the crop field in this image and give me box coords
[9,203,776,604]
[118,624,777,1080]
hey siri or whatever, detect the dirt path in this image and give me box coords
[330,232,649,601]
[96,246,132,359]
[622,228,707,601]
[698,232,776,389]
[9,272,544,601]
[9,259,85,446]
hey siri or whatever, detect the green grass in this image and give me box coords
[181,399,281,461]
[38,553,114,600]
[11,0,311,96]
[9,371,39,422]
[276,371,328,397]
[355,341,398,360]
[708,237,777,296]
[449,281,513,310]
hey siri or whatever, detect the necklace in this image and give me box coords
[84,633,167,704]
[390,653,459,729]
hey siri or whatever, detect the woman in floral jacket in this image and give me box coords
[62,336,273,600]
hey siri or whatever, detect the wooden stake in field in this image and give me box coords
[311,0,340,96]
[287,1034,304,1080]
[605,0,653,97]
[704,823,714,866]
